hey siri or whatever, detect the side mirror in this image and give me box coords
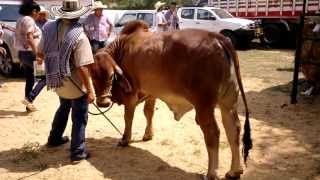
[115,22,122,27]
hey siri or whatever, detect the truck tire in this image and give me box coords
[0,47,18,77]
[260,23,284,47]
[221,31,238,48]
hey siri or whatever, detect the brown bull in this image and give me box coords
[89,20,252,180]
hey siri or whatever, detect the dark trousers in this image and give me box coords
[48,95,89,158]
[18,51,46,102]
[90,40,106,54]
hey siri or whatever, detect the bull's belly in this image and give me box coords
[141,85,193,121]
[160,95,194,121]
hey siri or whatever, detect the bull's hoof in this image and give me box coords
[225,170,243,179]
[117,139,130,147]
[142,134,153,141]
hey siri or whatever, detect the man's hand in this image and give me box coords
[36,56,43,65]
[87,91,95,104]
[0,47,6,57]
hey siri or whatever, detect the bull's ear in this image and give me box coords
[114,65,132,93]
[119,75,132,93]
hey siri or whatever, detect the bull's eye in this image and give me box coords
[106,73,115,86]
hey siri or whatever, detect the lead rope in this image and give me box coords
[69,77,122,136]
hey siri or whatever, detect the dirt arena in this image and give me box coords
[0,48,319,180]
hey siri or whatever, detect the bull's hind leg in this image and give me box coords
[219,82,243,178]
[196,105,220,180]
[142,98,156,141]
[220,105,243,178]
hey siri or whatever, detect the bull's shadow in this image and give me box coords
[237,79,320,179]
[0,136,200,180]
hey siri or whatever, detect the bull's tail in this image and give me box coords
[219,36,252,165]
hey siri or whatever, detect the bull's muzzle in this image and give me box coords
[96,96,112,107]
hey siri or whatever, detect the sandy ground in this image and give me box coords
[0,48,319,180]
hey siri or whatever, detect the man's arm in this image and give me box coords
[107,18,113,37]
[77,65,95,103]
[27,32,38,54]
[73,33,96,103]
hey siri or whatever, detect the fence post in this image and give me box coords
[291,0,307,104]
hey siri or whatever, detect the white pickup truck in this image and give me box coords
[177,6,260,47]
[113,7,259,48]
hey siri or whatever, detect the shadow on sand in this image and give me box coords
[0,137,201,180]
[237,79,320,179]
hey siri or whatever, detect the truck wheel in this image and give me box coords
[0,48,17,76]
[260,24,283,47]
[221,31,238,48]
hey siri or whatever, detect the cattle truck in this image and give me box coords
[196,0,320,47]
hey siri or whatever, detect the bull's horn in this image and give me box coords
[114,65,123,75]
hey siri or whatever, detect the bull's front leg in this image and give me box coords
[143,98,156,141]
[118,104,136,146]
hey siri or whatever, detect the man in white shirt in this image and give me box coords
[154,1,168,32]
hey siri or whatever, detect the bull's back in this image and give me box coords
[124,29,232,103]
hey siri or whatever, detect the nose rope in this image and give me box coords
[69,77,122,136]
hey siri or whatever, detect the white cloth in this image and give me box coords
[313,24,320,33]
[0,25,3,44]
[155,11,167,32]
[15,16,41,51]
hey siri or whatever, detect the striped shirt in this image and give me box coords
[83,13,112,41]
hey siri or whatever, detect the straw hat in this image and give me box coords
[93,1,108,10]
[154,1,166,11]
[39,6,49,15]
[50,0,91,19]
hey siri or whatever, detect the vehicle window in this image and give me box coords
[117,13,137,26]
[181,9,194,19]
[211,9,233,19]
[0,5,21,21]
[137,13,153,27]
[197,9,215,20]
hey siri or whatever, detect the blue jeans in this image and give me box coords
[48,95,89,159]
[18,51,46,102]
[90,40,106,54]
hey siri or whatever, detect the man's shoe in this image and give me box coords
[22,99,38,112]
[26,104,38,112]
[71,152,91,164]
[47,136,69,147]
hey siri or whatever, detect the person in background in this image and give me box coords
[36,6,50,29]
[83,1,113,53]
[38,0,95,162]
[164,2,179,31]
[154,1,168,32]
[0,24,6,88]
[15,2,45,112]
